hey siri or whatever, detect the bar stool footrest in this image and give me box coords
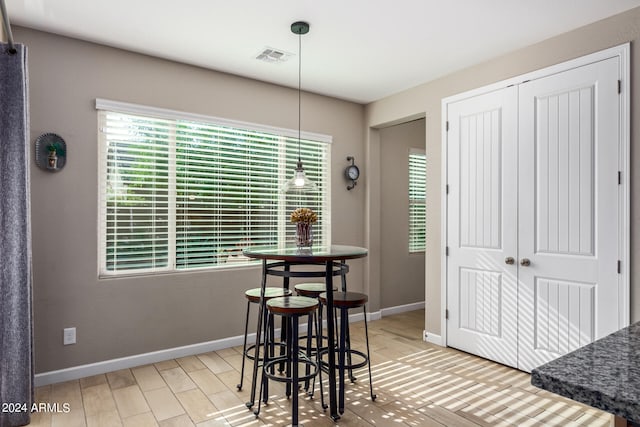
[244,342,287,362]
[263,356,319,384]
[318,348,369,371]
[341,349,369,370]
[298,334,332,354]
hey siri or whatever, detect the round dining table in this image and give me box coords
[243,244,368,422]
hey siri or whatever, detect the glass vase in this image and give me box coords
[296,222,313,248]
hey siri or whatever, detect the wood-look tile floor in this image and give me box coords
[30,310,612,427]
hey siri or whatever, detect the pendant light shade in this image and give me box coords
[282,21,318,193]
[283,160,318,193]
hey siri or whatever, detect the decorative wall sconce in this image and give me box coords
[344,156,360,190]
[35,133,66,172]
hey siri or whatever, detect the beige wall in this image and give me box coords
[379,119,425,308]
[365,6,640,337]
[16,26,366,373]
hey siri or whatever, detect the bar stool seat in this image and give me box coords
[254,296,322,427]
[246,287,292,303]
[267,295,319,315]
[237,287,292,392]
[294,282,336,297]
[326,291,368,308]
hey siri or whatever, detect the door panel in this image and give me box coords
[517,57,620,372]
[534,86,595,256]
[459,268,502,337]
[446,87,518,368]
[533,278,595,354]
[458,108,503,249]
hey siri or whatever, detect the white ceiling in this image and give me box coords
[5,0,640,103]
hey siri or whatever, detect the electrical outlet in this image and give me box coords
[63,327,76,345]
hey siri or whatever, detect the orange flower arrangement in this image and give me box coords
[290,207,317,224]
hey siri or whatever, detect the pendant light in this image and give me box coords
[282,21,318,193]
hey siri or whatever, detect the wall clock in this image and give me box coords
[345,156,360,190]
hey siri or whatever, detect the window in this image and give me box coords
[409,149,426,252]
[97,99,331,276]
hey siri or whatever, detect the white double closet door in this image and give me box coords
[445,55,626,372]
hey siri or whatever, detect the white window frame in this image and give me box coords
[409,148,426,253]
[96,99,332,277]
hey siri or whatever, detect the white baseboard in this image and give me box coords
[346,310,382,323]
[381,301,424,317]
[35,334,249,387]
[424,331,443,346]
[35,302,422,386]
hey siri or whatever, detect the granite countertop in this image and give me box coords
[531,321,640,424]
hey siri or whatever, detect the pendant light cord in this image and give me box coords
[297,29,302,163]
[283,21,316,193]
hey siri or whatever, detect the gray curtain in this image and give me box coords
[0,43,33,427]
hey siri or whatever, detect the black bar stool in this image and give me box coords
[254,296,322,427]
[294,282,337,395]
[319,291,376,414]
[237,287,292,392]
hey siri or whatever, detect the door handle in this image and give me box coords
[505,257,515,265]
[520,258,531,267]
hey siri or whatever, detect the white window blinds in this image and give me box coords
[409,150,426,253]
[97,100,331,276]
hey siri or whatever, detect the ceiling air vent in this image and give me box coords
[255,47,294,64]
